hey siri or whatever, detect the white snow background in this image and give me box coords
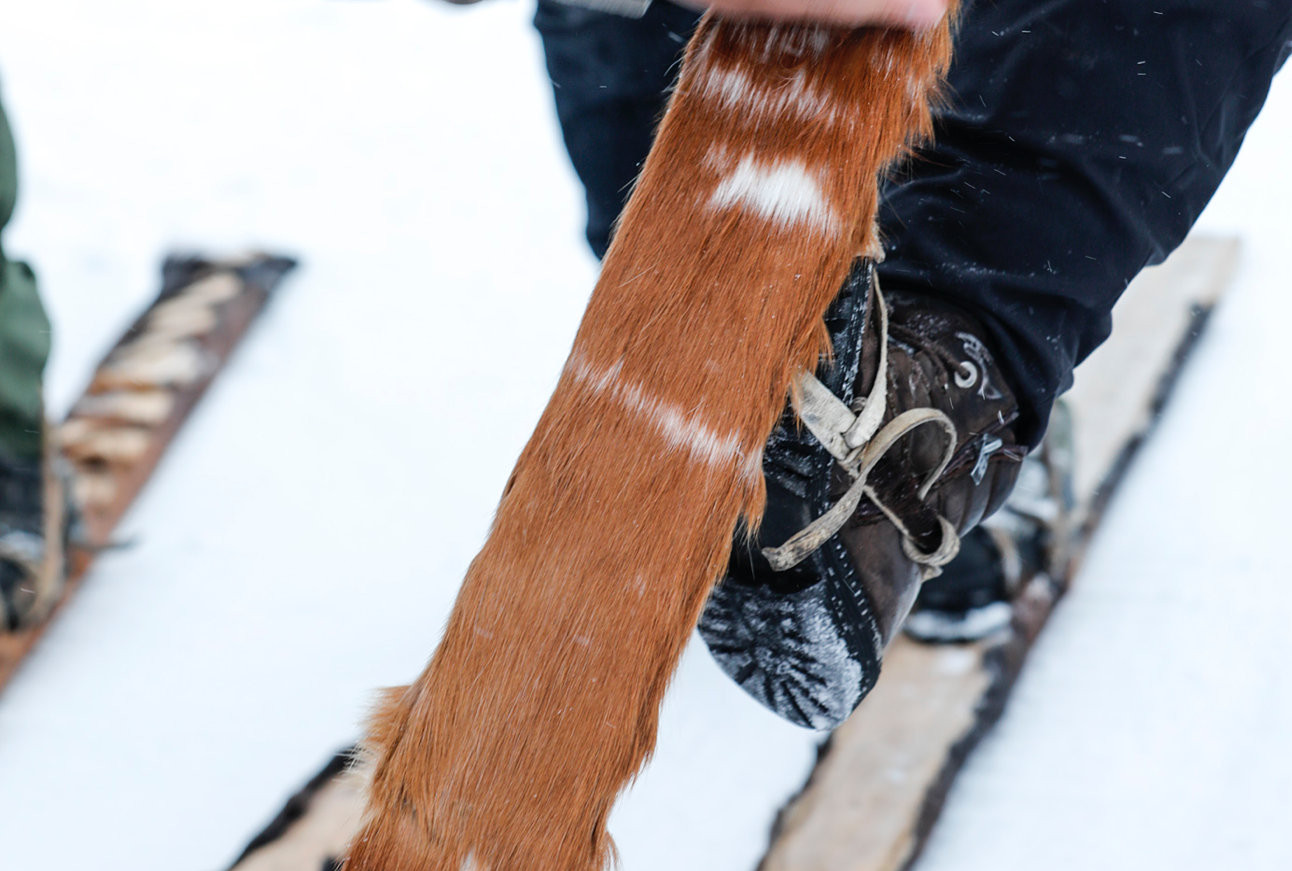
[0,1,1288,869]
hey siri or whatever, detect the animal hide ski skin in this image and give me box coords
[343,9,958,870]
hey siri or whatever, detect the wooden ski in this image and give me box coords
[0,252,295,694]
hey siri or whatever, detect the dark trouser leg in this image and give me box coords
[879,0,1292,445]
[533,0,701,258]
[0,91,51,463]
[536,0,1292,446]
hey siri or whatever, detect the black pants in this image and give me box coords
[535,0,1292,445]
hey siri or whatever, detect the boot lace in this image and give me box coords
[762,285,962,581]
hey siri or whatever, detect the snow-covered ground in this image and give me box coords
[0,2,1287,869]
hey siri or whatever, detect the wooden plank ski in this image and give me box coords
[0,252,295,694]
[228,751,367,871]
[225,235,1236,871]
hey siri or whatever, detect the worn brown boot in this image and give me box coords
[699,260,1025,729]
[904,400,1076,644]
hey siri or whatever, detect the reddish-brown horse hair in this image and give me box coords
[343,10,957,870]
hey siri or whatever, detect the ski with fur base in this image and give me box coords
[0,252,295,694]
[222,234,1234,871]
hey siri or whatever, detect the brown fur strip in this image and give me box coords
[343,13,955,871]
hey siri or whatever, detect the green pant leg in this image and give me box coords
[0,89,51,462]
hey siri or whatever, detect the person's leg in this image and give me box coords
[0,88,64,631]
[879,0,1292,446]
[890,0,1292,642]
[533,0,701,257]
[0,92,50,464]
[725,1,1292,719]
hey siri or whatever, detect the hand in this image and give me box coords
[684,0,948,28]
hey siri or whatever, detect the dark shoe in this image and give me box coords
[0,438,70,631]
[904,401,1076,644]
[698,260,1025,729]
[898,525,1017,644]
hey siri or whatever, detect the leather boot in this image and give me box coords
[699,260,1025,729]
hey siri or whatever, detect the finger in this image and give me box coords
[701,0,947,29]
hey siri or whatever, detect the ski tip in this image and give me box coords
[159,250,298,298]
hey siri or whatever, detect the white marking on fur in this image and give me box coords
[709,157,839,234]
[703,65,756,109]
[874,45,899,77]
[699,65,839,125]
[724,23,831,63]
[703,142,733,174]
[808,28,831,56]
[759,24,830,61]
[764,25,782,57]
[741,445,765,488]
[566,353,759,483]
[780,68,837,119]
